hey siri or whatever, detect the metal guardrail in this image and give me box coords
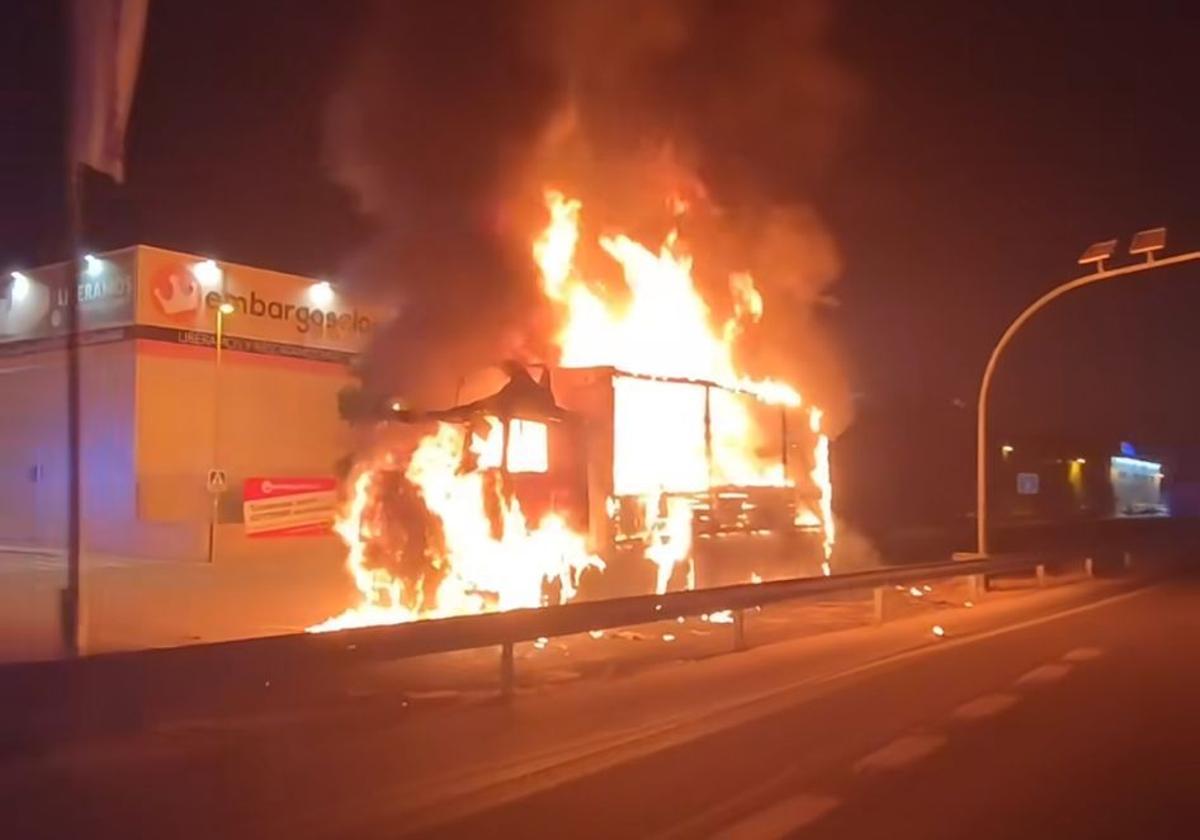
[296,551,1058,695]
[0,551,1090,713]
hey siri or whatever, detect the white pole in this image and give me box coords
[976,250,1200,555]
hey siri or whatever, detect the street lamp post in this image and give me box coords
[975,233,1200,556]
[208,300,235,563]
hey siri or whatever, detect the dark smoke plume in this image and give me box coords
[326,0,857,421]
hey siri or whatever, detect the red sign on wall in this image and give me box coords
[243,477,337,538]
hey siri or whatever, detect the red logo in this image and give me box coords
[151,265,201,320]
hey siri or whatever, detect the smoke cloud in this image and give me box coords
[326,0,857,420]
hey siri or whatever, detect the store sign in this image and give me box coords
[137,248,379,354]
[243,477,337,538]
[0,254,135,344]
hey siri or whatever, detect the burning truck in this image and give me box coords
[310,192,834,632]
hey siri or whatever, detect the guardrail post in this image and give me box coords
[873,586,886,624]
[966,573,987,601]
[733,609,747,651]
[1084,556,1095,578]
[1036,563,1046,587]
[500,641,515,699]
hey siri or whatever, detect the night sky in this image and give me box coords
[4,1,1200,450]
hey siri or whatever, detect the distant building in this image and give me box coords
[0,246,388,562]
[991,437,1167,521]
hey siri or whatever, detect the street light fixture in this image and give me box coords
[975,227,1200,556]
[1130,227,1166,263]
[208,301,236,564]
[1077,239,1117,271]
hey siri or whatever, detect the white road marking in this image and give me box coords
[403,585,1162,836]
[1016,663,1073,685]
[1062,646,1104,662]
[713,794,841,840]
[854,733,947,772]
[952,692,1020,721]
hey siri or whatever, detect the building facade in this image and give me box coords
[0,245,386,562]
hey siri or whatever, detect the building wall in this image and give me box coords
[133,341,353,561]
[0,244,388,563]
[0,342,137,552]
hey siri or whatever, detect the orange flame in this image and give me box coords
[313,187,835,631]
[809,407,835,576]
[308,419,602,632]
[533,189,831,583]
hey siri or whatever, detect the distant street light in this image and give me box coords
[208,299,236,563]
[975,228,1200,555]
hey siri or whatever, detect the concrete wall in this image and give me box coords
[133,341,352,562]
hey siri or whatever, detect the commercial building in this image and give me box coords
[993,438,1167,521]
[0,245,386,563]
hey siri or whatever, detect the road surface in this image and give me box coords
[3,568,1196,838]
[440,571,1200,838]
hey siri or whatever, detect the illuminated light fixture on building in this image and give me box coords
[8,271,30,303]
[309,280,334,307]
[1001,444,1014,456]
[1074,457,1087,465]
[192,259,223,288]
[1111,455,1162,475]
[83,254,103,278]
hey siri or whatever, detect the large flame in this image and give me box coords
[309,420,602,632]
[311,188,835,632]
[809,407,835,577]
[533,189,833,591]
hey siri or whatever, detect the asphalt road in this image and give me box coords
[435,571,1200,839]
[5,569,1196,839]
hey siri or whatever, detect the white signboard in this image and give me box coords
[206,468,227,494]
